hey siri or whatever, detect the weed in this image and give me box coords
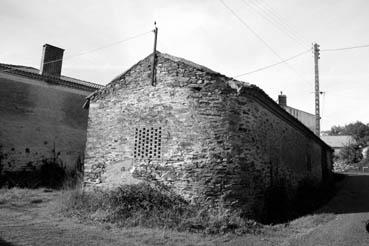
[60,183,262,235]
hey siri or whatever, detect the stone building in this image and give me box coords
[0,44,103,179]
[84,51,332,219]
[277,93,316,133]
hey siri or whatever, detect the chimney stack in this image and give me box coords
[278,92,287,107]
[40,44,64,77]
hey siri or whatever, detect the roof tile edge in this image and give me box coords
[0,63,103,92]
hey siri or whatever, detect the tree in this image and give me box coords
[328,125,345,136]
[338,143,363,164]
[327,121,369,146]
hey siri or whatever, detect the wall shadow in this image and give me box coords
[0,237,16,246]
[259,175,339,224]
[317,172,369,215]
[0,159,81,189]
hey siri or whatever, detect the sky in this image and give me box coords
[1,0,368,131]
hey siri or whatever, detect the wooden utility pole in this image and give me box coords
[151,23,158,86]
[313,43,321,136]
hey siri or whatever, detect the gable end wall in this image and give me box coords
[84,54,332,219]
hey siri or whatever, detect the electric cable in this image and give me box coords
[234,48,311,77]
[258,0,311,45]
[321,44,369,52]
[241,0,307,48]
[219,0,310,84]
[0,30,152,73]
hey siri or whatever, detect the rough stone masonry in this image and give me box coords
[84,52,333,219]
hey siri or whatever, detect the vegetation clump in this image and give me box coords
[326,121,369,170]
[61,183,261,234]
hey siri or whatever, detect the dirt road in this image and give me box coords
[286,173,369,246]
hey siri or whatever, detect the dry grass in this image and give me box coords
[0,187,33,204]
[0,186,339,246]
[0,187,58,207]
[59,183,262,235]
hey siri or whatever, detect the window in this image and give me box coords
[134,127,162,159]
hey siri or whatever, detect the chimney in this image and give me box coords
[278,91,287,107]
[40,44,64,77]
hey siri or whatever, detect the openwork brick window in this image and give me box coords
[134,127,162,159]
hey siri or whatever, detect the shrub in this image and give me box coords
[338,143,362,164]
[61,183,262,234]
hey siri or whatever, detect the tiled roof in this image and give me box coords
[0,63,103,92]
[321,135,356,148]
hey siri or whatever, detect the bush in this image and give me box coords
[61,183,261,234]
[338,144,362,164]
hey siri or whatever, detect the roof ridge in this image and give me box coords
[84,51,332,150]
[0,62,103,91]
[158,52,217,74]
[285,105,315,116]
[0,62,38,70]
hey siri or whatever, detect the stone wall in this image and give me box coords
[223,91,325,217]
[84,53,332,218]
[0,74,90,175]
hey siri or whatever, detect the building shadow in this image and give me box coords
[317,172,369,215]
[260,172,369,224]
[0,237,16,246]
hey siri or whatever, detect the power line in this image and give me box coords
[65,30,152,60]
[234,48,311,77]
[234,42,369,78]
[242,0,307,48]
[219,0,283,61]
[0,30,152,73]
[258,0,311,45]
[219,0,310,84]
[322,44,369,52]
